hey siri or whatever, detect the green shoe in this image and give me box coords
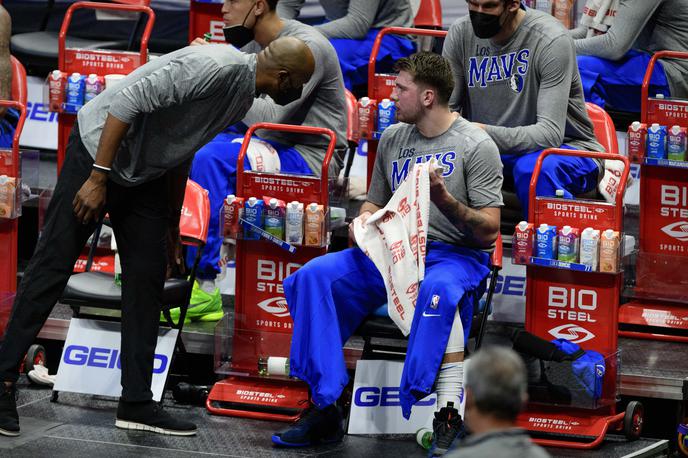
[161,281,224,324]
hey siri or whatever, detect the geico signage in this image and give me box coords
[26,101,58,123]
[256,260,301,294]
[494,274,526,296]
[63,345,168,374]
[354,387,436,407]
[547,286,597,323]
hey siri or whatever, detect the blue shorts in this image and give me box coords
[187,133,312,278]
[284,241,490,419]
[501,145,600,218]
[577,50,670,112]
[329,28,415,91]
[0,108,19,149]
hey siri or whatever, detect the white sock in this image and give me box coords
[436,362,463,411]
[436,309,464,411]
[198,278,217,294]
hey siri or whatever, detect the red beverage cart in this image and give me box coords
[56,1,155,173]
[514,149,642,449]
[619,51,688,342]
[206,123,336,421]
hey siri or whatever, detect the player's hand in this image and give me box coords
[349,210,372,245]
[429,166,451,207]
[73,171,107,225]
[190,37,210,46]
[473,122,486,130]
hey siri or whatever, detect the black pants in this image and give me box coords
[0,124,169,402]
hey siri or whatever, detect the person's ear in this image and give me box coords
[422,88,435,108]
[277,69,289,86]
[255,0,266,16]
[507,0,520,13]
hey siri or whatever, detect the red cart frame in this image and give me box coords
[206,123,336,422]
[365,27,447,187]
[0,101,27,294]
[619,51,688,342]
[56,1,155,173]
[515,149,638,449]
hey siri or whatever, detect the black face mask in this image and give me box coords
[223,2,256,48]
[469,10,504,39]
[272,82,303,106]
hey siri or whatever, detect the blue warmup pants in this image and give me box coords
[577,50,670,112]
[0,108,19,148]
[187,132,312,279]
[284,241,490,419]
[330,28,415,91]
[502,145,600,218]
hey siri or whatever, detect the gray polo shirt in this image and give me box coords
[277,0,413,39]
[367,116,503,248]
[443,9,603,156]
[77,45,256,186]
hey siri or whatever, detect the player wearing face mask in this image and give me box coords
[175,0,347,323]
[443,0,603,218]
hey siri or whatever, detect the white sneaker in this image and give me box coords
[27,365,55,387]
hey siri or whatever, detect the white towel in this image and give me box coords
[230,137,281,173]
[598,159,629,203]
[354,161,433,336]
[580,0,619,36]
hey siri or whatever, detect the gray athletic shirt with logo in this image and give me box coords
[367,117,503,248]
[77,45,256,186]
[277,0,413,40]
[443,9,603,156]
[571,0,688,100]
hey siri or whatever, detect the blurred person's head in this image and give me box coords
[390,52,454,124]
[221,0,279,47]
[255,36,314,105]
[464,346,528,433]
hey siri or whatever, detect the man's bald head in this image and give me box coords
[255,36,315,105]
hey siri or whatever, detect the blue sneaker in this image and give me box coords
[272,404,344,447]
[428,404,466,456]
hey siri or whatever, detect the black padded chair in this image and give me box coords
[60,180,211,336]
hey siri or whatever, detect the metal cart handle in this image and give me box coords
[58,1,156,68]
[528,148,630,224]
[641,50,688,125]
[0,101,27,178]
[367,27,448,100]
[236,122,337,205]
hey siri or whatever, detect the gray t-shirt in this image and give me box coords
[571,0,688,100]
[446,429,550,458]
[277,0,413,40]
[367,116,503,248]
[77,45,256,186]
[443,9,603,156]
[241,20,348,175]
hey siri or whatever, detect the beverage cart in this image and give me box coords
[619,51,688,343]
[55,1,155,173]
[514,148,642,449]
[206,122,337,421]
